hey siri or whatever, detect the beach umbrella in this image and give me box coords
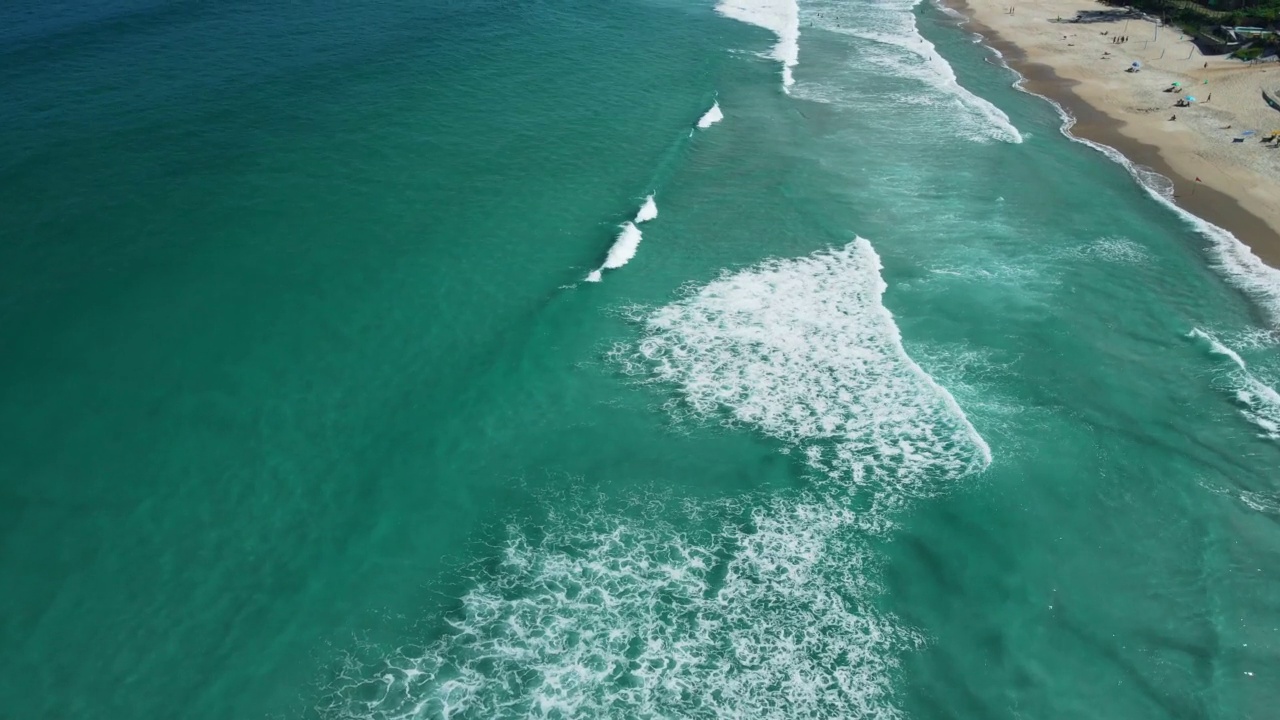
[1172,82,1181,86]
[1241,130,1257,135]
[1132,61,1141,68]
[1186,96,1196,103]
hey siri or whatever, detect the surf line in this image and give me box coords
[584,98,724,284]
[585,197,657,283]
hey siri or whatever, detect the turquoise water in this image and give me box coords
[2,0,1279,717]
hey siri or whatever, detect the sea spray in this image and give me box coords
[716,0,800,91]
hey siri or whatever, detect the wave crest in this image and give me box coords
[717,0,800,91]
[697,101,724,129]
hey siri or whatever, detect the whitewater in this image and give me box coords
[320,239,991,719]
[1190,328,1280,440]
[318,1,1280,718]
[716,0,800,90]
[697,101,723,129]
[14,0,1280,717]
[585,197,658,283]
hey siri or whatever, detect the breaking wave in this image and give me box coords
[320,239,991,719]
[795,0,1021,143]
[629,237,991,480]
[584,223,641,283]
[585,196,658,283]
[696,101,724,129]
[634,194,658,223]
[716,0,800,91]
[1190,328,1280,440]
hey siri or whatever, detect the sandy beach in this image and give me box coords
[950,0,1280,266]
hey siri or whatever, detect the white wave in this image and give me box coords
[1189,328,1280,439]
[322,239,991,719]
[318,495,915,719]
[602,222,643,270]
[1066,237,1150,264]
[634,194,658,223]
[1190,327,1248,369]
[716,0,799,91]
[796,0,1021,144]
[585,221,644,283]
[585,197,657,283]
[696,101,724,129]
[629,237,991,482]
[1240,489,1280,515]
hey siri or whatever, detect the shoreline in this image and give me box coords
[941,0,1280,269]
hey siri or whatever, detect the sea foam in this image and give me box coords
[1190,328,1280,439]
[321,239,991,719]
[630,237,991,482]
[317,495,915,719]
[716,0,800,91]
[795,0,1021,143]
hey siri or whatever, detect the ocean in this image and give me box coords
[2,0,1279,718]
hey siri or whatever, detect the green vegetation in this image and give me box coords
[1098,0,1280,58]
[1102,0,1280,27]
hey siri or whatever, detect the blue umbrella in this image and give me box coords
[1186,96,1197,103]
[1132,61,1141,68]
[1241,130,1258,136]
